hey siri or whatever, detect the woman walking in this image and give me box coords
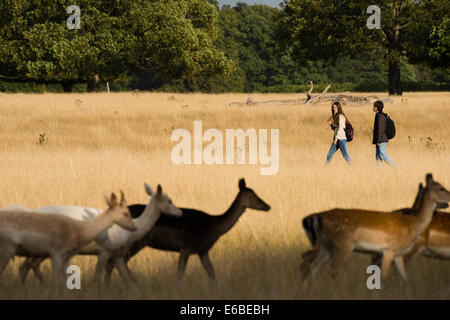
[373,100,394,165]
[326,102,351,164]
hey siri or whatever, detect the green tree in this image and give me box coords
[407,0,449,67]
[0,0,233,92]
[155,3,397,93]
[185,3,286,92]
[275,0,448,95]
[429,18,450,65]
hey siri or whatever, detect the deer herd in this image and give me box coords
[0,174,449,290]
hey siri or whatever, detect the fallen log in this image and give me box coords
[229,98,308,106]
[229,81,393,107]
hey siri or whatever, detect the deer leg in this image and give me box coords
[199,252,216,280]
[403,240,423,264]
[308,246,333,281]
[393,256,408,282]
[103,258,115,286]
[302,249,319,265]
[372,251,402,278]
[19,258,32,283]
[177,251,190,280]
[328,242,354,280]
[380,250,395,281]
[0,244,15,280]
[393,255,411,298]
[31,258,45,284]
[300,249,318,280]
[124,262,136,283]
[20,257,45,284]
[93,251,111,285]
[62,256,71,276]
[300,246,333,291]
[370,253,383,267]
[50,255,66,286]
[115,257,137,285]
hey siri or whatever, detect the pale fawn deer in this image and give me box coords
[0,192,136,283]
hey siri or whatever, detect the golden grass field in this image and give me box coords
[0,91,448,299]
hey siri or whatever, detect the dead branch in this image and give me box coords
[306,83,331,104]
[229,81,393,107]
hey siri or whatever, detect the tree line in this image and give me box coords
[0,0,448,95]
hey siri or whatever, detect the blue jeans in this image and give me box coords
[376,142,393,165]
[327,139,351,163]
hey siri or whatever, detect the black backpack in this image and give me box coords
[345,122,354,142]
[385,114,396,139]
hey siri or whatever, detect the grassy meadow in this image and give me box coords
[0,91,449,299]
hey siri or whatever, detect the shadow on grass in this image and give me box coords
[0,242,449,299]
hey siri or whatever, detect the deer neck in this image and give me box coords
[216,193,246,235]
[79,210,115,246]
[133,197,160,236]
[411,191,436,237]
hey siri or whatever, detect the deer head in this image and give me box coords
[415,182,449,210]
[144,183,182,217]
[105,191,137,231]
[238,178,271,211]
[425,174,450,205]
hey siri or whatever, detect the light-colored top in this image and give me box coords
[334,114,347,141]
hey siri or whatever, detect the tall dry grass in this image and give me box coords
[0,91,449,299]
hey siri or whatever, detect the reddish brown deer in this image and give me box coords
[301,182,449,270]
[300,174,450,283]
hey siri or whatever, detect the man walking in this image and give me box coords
[373,100,394,165]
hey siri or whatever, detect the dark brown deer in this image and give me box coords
[103,178,270,281]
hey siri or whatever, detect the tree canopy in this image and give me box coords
[274,0,449,95]
[0,0,233,91]
[0,1,448,93]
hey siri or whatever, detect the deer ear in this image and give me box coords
[111,193,118,206]
[157,184,162,194]
[144,183,153,196]
[426,173,433,186]
[239,178,246,190]
[418,183,423,191]
[120,190,126,205]
[105,194,112,207]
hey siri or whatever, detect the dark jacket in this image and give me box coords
[373,112,388,144]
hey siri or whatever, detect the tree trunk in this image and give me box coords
[388,60,402,96]
[61,81,74,93]
[87,74,100,92]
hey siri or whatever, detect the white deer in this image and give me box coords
[4,183,182,285]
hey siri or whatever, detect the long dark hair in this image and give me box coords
[329,101,347,126]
